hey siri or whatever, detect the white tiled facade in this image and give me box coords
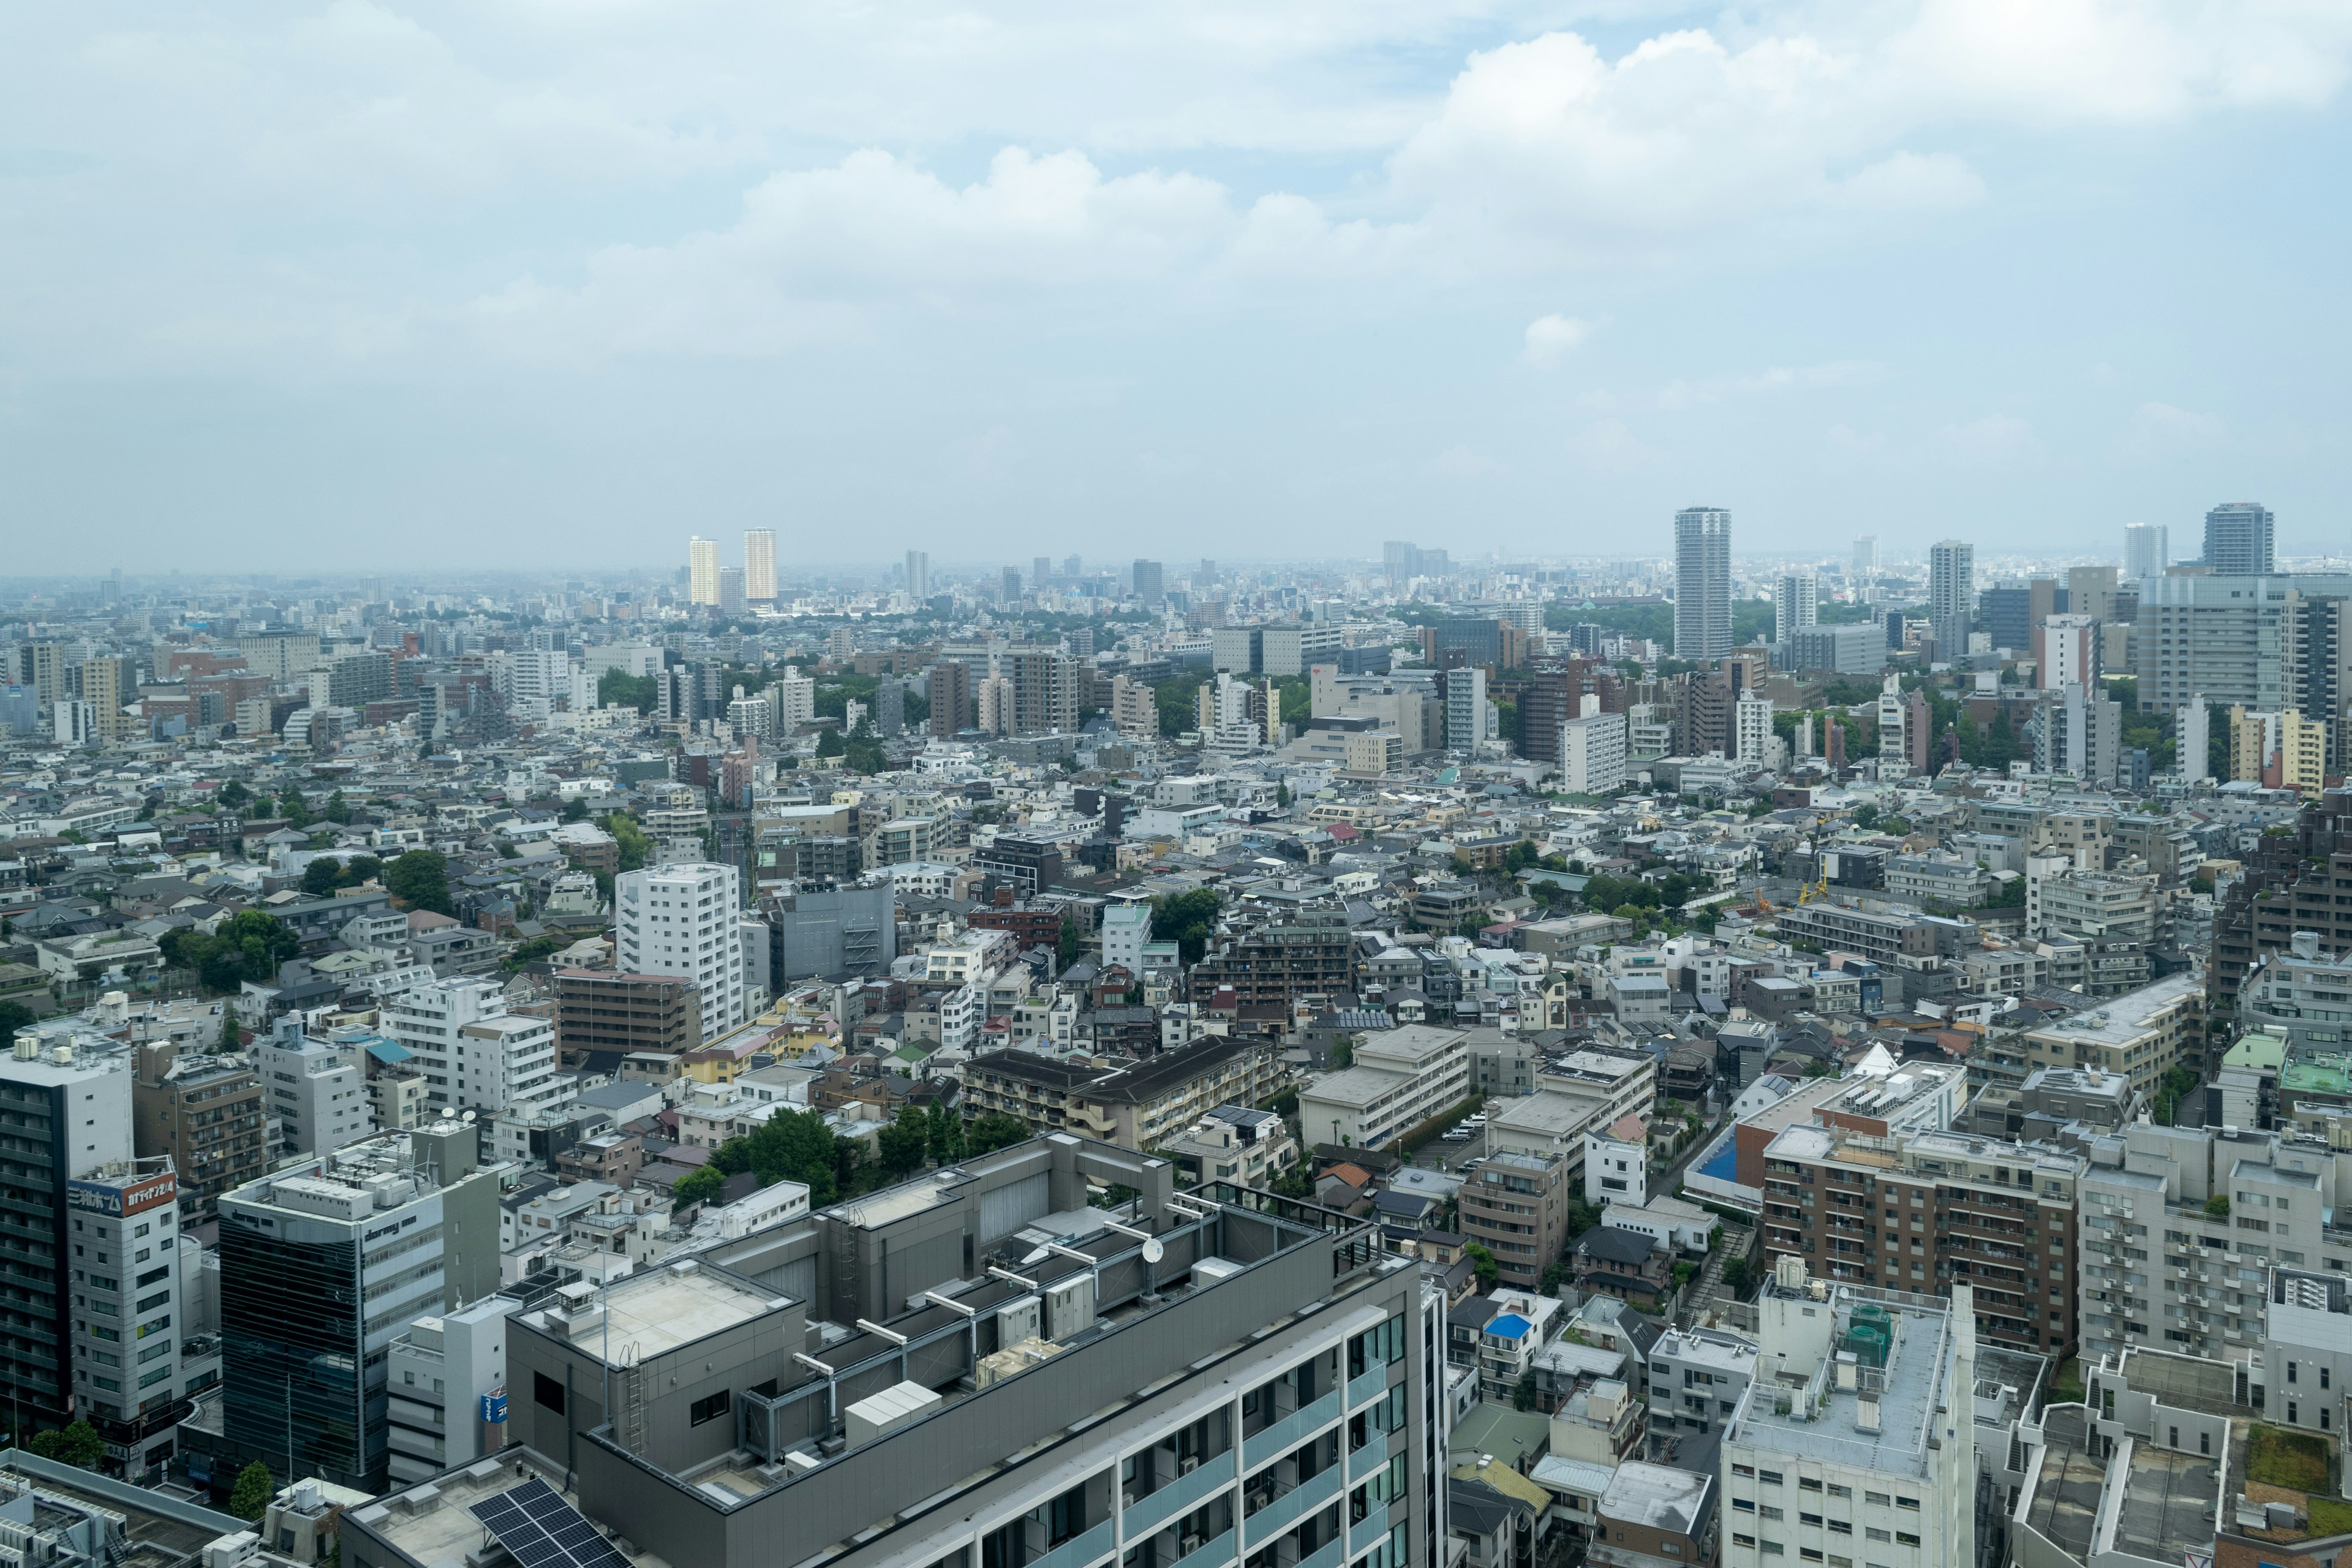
[616,862,747,1043]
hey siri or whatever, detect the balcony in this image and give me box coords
[1296,1538,1346,1568]
[1033,1520,1116,1568]
[1351,1504,1389,1554]
[1244,1465,1343,1548]
[1170,1529,1237,1568]
[1349,1433,1392,1482]
[1243,1390,1342,1470]
[1126,1452,1238,1538]
[1348,1368,1390,1412]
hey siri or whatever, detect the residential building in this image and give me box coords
[1161,1106,1300,1189]
[1110,674,1159,740]
[1784,623,1884,676]
[744,527,777,602]
[65,1158,189,1478]
[383,975,567,1120]
[216,1121,503,1493]
[1591,1464,1716,1568]
[2205,500,2274,576]
[1459,1151,1573,1291]
[688,535,720,606]
[346,1134,1443,1568]
[130,1042,266,1219]
[1675,508,1733,661]
[252,1019,371,1156]
[1758,1125,2081,1355]
[1102,901,1153,975]
[1643,1324,1757,1438]
[1721,1261,1980,1568]
[2125,523,2167,580]
[962,1037,1287,1150]
[1297,1025,1472,1150]
[553,970,702,1069]
[1928,538,1974,655]
[2017,973,2203,1098]
[1773,573,1818,647]
[616,862,748,1041]
[1585,1115,1648,1207]
[768,884,899,984]
[1561,708,1628,794]
[1191,909,1355,1007]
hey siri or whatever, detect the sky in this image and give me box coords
[3,0,2350,575]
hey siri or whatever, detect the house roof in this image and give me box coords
[1577,1226,1660,1265]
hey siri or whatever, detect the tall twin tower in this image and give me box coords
[688,530,777,611]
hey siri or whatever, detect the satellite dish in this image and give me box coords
[1142,1238,1165,1264]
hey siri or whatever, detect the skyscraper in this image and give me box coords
[904,549,930,600]
[2124,522,2167,580]
[1852,535,1878,599]
[2206,502,2275,575]
[1673,507,1733,660]
[718,566,746,617]
[1001,565,1023,602]
[688,536,719,605]
[744,528,777,602]
[1772,571,1817,646]
[1928,538,1974,655]
[1133,559,1165,606]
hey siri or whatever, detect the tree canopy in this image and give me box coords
[1152,889,1221,965]
[160,911,300,993]
[386,849,456,916]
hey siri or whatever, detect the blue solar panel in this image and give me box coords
[470,1479,628,1568]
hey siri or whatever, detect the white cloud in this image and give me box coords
[1521,313,1595,366]
[1563,418,1660,471]
[1937,413,2035,458]
[2132,401,2226,443]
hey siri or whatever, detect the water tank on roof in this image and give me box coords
[1845,1303,1892,1370]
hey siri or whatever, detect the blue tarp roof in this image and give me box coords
[1485,1313,1533,1341]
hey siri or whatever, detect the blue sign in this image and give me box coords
[481,1392,508,1425]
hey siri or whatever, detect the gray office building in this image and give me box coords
[215,1122,504,1492]
[344,1136,1446,1568]
[2205,502,2274,576]
[1134,560,1166,606]
[1928,538,1974,655]
[767,883,898,983]
[1673,508,1732,660]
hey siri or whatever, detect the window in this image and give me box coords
[1734,1537,1757,1550]
[534,1373,565,1414]
[1827,1485,1852,1500]
[1801,1515,1823,1528]
[1894,1498,1920,1512]
[2290,1362,2299,1384]
[1800,1479,1823,1493]
[1896,1536,1920,1548]
[1866,1531,1891,1544]
[1865,1493,1890,1508]
[1760,1508,1784,1523]
[1735,1502,1757,1515]
[1762,1547,1784,1558]
[1830,1523,1853,1536]
[1733,1464,1757,1479]
[1802,1553,1823,1563]
[1761,1471,1785,1486]
[690,1390,731,1426]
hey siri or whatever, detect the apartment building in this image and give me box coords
[1721,1262,1980,1568]
[2027,869,2160,944]
[1772,903,1939,966]
[616,861,748,1042]
[384,1296,514,1485]
[553,969,702,1068]
[384,975,567,1120]
[347,1136,1447,1568]
[2076,1121,2345,1365]
[1298,1025,1472,1151]
[1459,1151,1572,1291]
[1759,1124,2081,1355]
[252,1019,371,1156]
[2018,973,2204,1098]
[1643,1324,1757,1438]
[1192,909,1357,1008]
[129,1042,266,1219]
[963,1037,1288,1151]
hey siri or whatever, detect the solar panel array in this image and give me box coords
[469,1478,631,1568]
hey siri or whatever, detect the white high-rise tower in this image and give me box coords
[744,529,777,603]
[688,537,720,606]
[1675,507,1733,660]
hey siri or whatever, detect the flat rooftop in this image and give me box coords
[350,1454,662,1568]
[2026,973,2201,1045]
[2024,1404,2105,1561]
[526,1260,791,1365]
[1728,1289,1951,1478]
[2106,1441,2220,1564]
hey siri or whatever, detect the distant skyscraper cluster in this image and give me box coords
[689,530,785,609]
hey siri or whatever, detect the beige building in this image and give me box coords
[2019,971,2204,1095]
[962,1037,1287,1152]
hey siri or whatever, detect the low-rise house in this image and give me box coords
[1575,1224,1673,1310]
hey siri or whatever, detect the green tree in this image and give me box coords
[0,999,34,1040]
[1152,889,1221,965]
[1723,1258,1753,1297]
[218,1006,241,1050]
[2205,1194,2230,1218]
[877,1112,930,1179]
[560,796,589,823]
[301,858,343,896]
[1513,1373,1539,1412]
[279,790,312,828]
[965,1112,1033,1155]
[597,671,658,713]
[673,1166,726,1207]
[342,853,383,888]
[1852,803,1880,830]
[924,1102,965,1164]
[1057,913,1083,970]
[230,1460,275,1520]
[28,1420,104,1469]
[710,1107,847,1205]
[323,790,351,824]
[606,813,651,873]
[1464,1243,1499,1292]
[815,728,846,758]
[386,850,456,916]
[217,779,251,809]
[1276,782,1292,809]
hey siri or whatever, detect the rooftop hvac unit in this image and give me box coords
[1044,1273,1096,1341]
[997,1296,1042,1348]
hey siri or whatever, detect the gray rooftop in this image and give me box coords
[1727,1289,1954,1478]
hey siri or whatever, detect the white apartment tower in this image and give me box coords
[1675,507,1734,660]
[1851,535,1878,600]
[744,529,777,603]
[1561,702,1628,795]
[2178,696,2211,782]
[1721,1262,1977,1568]
[1773,573,1818,647]
[254,1019,370,1155]
[616,863,748,1042]
[688,537,720,606]
[1734,691,1776,766]
[384,976,567,1118]
[905,549,931,600]
[2124,523,2167,580]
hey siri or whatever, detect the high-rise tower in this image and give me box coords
[1673,507,1732,660]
